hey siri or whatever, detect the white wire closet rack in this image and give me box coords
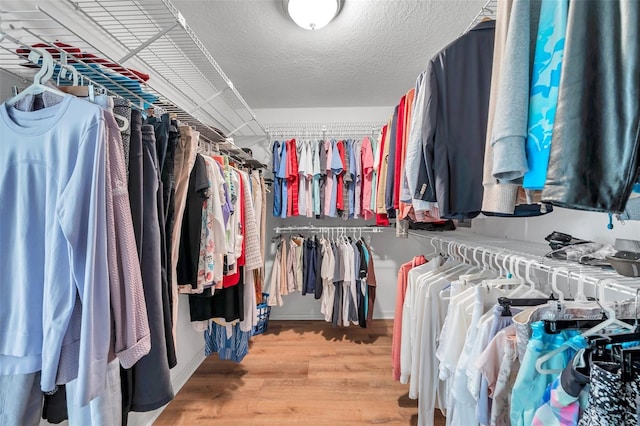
[266,122,385,140]
[463,0,498,33]
[274,226,384,235]
[0,0,266,142]
[409,231,640,299]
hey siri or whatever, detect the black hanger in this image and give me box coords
[545,317,612,334]
[498,296,557,316]
[557,288,640,337]
[589,328,640,349]
[609,345,640,382]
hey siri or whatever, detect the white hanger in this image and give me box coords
[479,252,525,291]
[549,267,567,302]
[574,273,589,303]
[472,247,483,269]
[580,279,635,337]
[114,110,130,132]
[524,259,539,293]
[535,278,635,375]
[514,257,547,297]
[505,255,527,296]
[6,49,66,106]
[427,237,439,259]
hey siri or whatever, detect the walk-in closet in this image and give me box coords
[1,0,639,425]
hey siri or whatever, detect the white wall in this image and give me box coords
[471,207,640,246]
[253,106,393,123]
[0,69,26,100]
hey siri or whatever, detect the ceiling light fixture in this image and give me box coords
[283,0,343,30]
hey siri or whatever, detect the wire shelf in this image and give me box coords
[408,230,640,299]
[274,226,384,234]
[265,121,385,139]
[0,0,266,139]
[463,0,498,33]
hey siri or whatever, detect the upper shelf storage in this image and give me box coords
[0,0,267,147]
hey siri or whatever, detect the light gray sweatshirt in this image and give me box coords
[483,0,541,213]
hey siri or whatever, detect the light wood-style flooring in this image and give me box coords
[155,320,445,425]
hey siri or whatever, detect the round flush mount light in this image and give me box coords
[283,0,343,30]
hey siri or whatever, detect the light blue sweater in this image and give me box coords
[0,95,110,407]
[524,0,569,190]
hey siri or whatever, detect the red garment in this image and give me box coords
[286,139,299,216]
[336,140,346,211]
[17,42,150,82]
[375,213,389,226]
[223,171,245,288]
[391,256,428,380]
[393,96,406,209]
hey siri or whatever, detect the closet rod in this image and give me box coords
[274,226,384,234]
[410,232,640,298]
[266,121,384,138]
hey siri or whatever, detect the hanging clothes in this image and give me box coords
[265,233,378,328]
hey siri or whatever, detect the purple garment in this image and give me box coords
[217,162,232,226]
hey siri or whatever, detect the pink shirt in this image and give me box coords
[360,137,374,220]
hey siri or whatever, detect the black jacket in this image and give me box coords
[414,20,495,219]
[542,0,640,213]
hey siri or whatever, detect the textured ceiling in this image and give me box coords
[171,0,487,109]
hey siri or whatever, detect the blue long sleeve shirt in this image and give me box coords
[0,95,110,407]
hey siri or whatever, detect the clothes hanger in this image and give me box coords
[580,279,636,337]
[536,278,636,375]
[541,270,617,333]
[549,267,568,302]
[589,289,640,346]
[55,62,94,101]
[458,246,496,285]
[588,290,640,382]
[7,48,66,106]
[505,256,529,296]
[510,256,547,297]
[482,252,525,291]
[425,237,439,259]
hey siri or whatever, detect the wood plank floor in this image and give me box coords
[155,320,446,425]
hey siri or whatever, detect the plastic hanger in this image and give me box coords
[472,247,483,269]
[483,253,524,291]
[536,279,635,375]
[460,246,488,283]
[113,108,130,132]
[550,267,567,302]
[7,49,66,106]
[580,279,635,337]
[574,273,589,303]
[505,255,527,296]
